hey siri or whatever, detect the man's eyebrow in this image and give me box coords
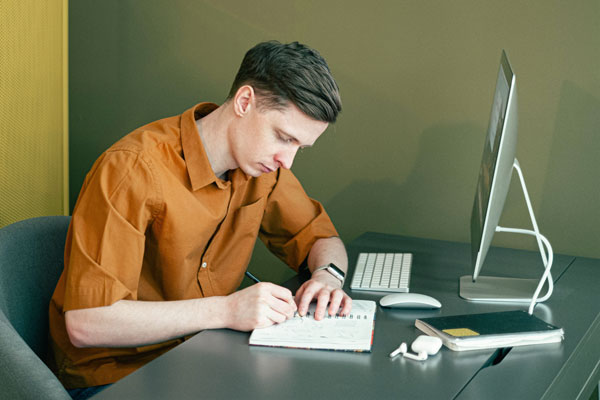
[278,129,313,148]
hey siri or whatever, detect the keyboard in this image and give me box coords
[350,252,413,292]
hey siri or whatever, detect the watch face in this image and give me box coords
[328,263,345,279]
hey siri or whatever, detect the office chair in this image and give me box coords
[0,216,71,399]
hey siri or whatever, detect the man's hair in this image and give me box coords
[227,41,342,123]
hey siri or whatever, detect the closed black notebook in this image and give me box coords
[415,310,564,351]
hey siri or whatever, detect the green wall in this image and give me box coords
[1,0,68,227]
[70,1,600,284]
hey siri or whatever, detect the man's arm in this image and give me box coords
[294,236,352,320]
[65,282,296,348]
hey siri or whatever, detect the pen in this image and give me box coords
[245,270,261,283]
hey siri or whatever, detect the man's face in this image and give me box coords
[230,100,329,177]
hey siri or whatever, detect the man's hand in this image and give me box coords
[295,270,352,321]
[224,282,297,331]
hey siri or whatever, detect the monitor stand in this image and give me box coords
[459,275,541,302]
[460,159,554,314]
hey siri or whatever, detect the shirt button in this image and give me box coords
[201,262,207,269]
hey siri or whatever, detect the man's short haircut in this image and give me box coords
[227,41,342,123]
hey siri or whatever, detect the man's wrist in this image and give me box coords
[312,263,345,285]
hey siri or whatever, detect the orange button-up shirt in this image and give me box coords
[49,103,338,388]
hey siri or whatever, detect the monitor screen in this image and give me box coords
[470,50,518,281]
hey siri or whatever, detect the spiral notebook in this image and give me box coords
[249,300,376,352]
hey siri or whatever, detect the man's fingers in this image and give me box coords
[253,283,296,320]
[327,289,345,316]
[252,283,295,311]
[264,308,290,327]
[339,295,353,316]
[261,282,294,303]
[231,283,298,330]
[313,289,333,320]
[294,284,306,304]
[296,282,319,316]
[267,294,297,318]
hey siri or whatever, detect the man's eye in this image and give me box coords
[278,135,293,144]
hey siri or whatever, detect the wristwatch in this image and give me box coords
[313,263,346,285]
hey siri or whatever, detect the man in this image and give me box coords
[48,40,351,395]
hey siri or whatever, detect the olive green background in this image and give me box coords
[1,0,68,227]
[69,1,599,284]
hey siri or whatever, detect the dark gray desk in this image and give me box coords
[95,232,600,400]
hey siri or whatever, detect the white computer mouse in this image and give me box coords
[379,293,442,309]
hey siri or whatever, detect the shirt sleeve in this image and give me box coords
[63,148,160,311]
[259,168,338,271]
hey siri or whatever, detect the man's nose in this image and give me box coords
[275,147,299,170]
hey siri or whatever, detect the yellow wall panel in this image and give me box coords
[0,0,68,226]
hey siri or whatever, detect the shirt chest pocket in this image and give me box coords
[204,196,267,278]
[230,197,267,241]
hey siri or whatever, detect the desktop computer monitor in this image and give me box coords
[470,50,517,281]
[460,50,553,311]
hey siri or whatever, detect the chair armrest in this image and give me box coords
[0,319,71,400]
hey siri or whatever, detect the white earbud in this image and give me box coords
[389,342,408,358]
[402,350,428,361]
[389,336,443,361]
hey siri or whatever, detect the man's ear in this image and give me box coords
[233,85,255,117]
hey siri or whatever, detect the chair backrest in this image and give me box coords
[0,215,70,358]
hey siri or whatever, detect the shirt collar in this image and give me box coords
[180,102,250,191]
[181,102,221,190]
